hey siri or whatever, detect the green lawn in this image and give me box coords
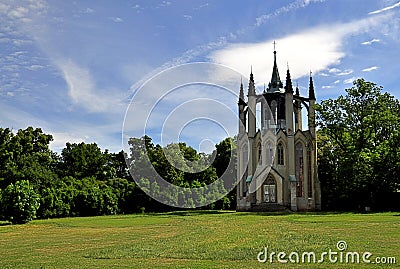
[0,211,399,268]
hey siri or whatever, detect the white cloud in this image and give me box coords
[337,69,353,76]
[361,38,380,45]
[82,7,94,14]
[183,15,192,20]
[322,85,333,89]
[368,1,400,15]
[362,66,379,72]
[333,80,340,84]
[50,132,88,151]
[328,68,341,73]
[57,59,123,113]
[158,1,172,7]
[208,15,388,85]
[110,17,123,22]
[344,77,357,84]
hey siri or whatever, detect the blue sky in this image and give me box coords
[1,0,400,153]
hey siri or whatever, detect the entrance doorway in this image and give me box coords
[263,175,276,203]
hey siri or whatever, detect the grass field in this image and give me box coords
[0,211,399,268]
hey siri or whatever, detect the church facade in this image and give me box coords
[236,49,321,211]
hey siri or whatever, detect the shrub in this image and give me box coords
[1,180,40,224]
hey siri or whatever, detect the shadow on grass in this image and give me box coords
[0,222,10,226]
[151,210,400,217]
[156,210,237,217]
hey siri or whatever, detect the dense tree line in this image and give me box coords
[317,79,400,211]
[1,78,399,223]
[0,127,236,224]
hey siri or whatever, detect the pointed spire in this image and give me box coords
[285,65,293,93]
[239,77,244,100]
[268,42,283,92]
[309,71,316,100]
[248,67,256,96]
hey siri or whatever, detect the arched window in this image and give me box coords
[295,143,304,197]
[266,142,273,166]
[271,100,277,122]
[277,143,284,165]
[258,143,262,165]
[242,144,248,171]
[307,144,312,198]
[242,144,248,197]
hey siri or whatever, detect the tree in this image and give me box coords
[0,127,56,189]
[1,180,40,224]
[59,142,113,180]
[316,79,400,210]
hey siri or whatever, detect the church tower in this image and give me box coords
[237,46,321,211]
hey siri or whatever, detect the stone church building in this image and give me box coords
[236,48,321,211]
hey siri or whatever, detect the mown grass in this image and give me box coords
[0,211,399,268]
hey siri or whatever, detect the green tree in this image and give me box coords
[316,79,400,210]
[59,142,113,180]
[0,127,56,189]
[1,180,40,224]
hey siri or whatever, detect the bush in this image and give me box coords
[0,180,40,224]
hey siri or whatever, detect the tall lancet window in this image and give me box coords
[307,145,312,198]
[242,144,248,197]
[277,143,284,165]
[270,100,277,127]
[258,143,262,165]
[295,143,304,197]
[266,142,273,166]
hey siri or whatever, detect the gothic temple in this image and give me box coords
[236,48,321,211]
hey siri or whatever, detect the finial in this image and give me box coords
[310,70,313,77]
[251,65,253,74]
[273,40,276,52]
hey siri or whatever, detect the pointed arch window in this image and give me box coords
[242,144,248,197]
[258,142,262,165]
[266,142,273,166]
[270,100,277,123]
[295,143,304,197]
[307,144,312,198]
[277,143,284,165]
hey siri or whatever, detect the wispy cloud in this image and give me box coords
[183,15,192,20]
[128,0,327,96]
[57,59,123,113]
[82,7,94,14]
[157,1,172,8]
[255,0,326,27]
[344,77,357,84]
[109,17,123,23]
[361,38,380,45]
[362,66,379,72]
[368,1,400,15]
